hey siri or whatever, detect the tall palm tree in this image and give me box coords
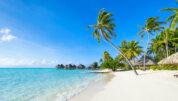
[137,17,164,70]
[87,8,138,75]
[160,8,178,30]
[158,28,175,57]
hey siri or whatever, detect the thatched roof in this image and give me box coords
[158,52,178,66]
[138,55,157,66]
[130,57,140,66]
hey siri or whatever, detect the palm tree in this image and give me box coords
[119,40,142,60]
[103,51,113,62]
[87,8,138,75]
[137,17,164,70]
[158,28,175,57]
[160,8,178,30]
[172,27,178,52]
[148,36,166,60]
[127,40,143,59]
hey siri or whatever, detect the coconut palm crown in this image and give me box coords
[127,40,143,59]
[87,8,117,44]
[119,40,142,60]
[137,17,164,40]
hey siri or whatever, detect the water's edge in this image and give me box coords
[69,73,115,101]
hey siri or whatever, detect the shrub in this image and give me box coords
[135,66,140,70]
[157,66,161,70]
[161,65,168,70]
[150,66,157,70]
[160,65,178,70]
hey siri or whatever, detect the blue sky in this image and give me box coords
[0,0,177,67]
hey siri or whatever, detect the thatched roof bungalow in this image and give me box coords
[138,55,157,66]
[158,52,178,66]
[130,57,140,67]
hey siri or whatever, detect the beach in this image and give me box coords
[70,70,178,101]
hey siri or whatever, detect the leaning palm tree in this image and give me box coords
[160,8,178,30]
[137,17,164,70]
[87,8,138,75]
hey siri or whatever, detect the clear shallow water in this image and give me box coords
[0,68,102,101]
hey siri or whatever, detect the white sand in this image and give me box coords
[70,70,178,101]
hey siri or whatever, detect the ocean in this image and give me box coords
[0,68,102,101]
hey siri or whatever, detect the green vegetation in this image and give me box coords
[93,62,98,69]
[100,51,133,71]
[149,65,178,70]
[137,17,164,70]
[87,8,138,75]
[119,40,142,60]
[147,28,177,62]
[88,5,177,73]
[160,8,178,30]
[137,6,178,66]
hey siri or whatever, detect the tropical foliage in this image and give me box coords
[100,51,126,71]
[103,51,113,61]
[87,8,138,75]
[137,17,164,70]
[119,40,143,60]
[160,8,178,30]
[88,4,177,72]
[148,27,178,62]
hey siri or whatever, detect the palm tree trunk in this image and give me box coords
[166,32,169,57]
[144,32,150,71]
[100,29,138,75]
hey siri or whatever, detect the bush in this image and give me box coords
[150,66,157,70]
[149,65,178,70]
[135,66,140,70]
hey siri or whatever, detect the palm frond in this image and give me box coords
[137,30,144,36]
[101,13,113,23]
[101,29,112,41]
[87,25,97,30]
[166,14,176,23]
[137,25,145,29]
[160,8,178,11]
[92,28,99,38]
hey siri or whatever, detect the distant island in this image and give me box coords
[56,62,99,69]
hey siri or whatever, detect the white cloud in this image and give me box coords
[1,34,16,41]
[0,28,11,34]
[0,28,17,42]
[0,58,59,67]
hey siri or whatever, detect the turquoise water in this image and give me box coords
[0,68,102,101]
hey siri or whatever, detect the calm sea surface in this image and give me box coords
[0,68,102,101]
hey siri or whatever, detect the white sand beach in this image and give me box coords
[70,70,178,101]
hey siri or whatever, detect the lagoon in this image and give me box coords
[0,68,102,101]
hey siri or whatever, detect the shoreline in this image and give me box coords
[69,72,115,101]
[69,70,178,101]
